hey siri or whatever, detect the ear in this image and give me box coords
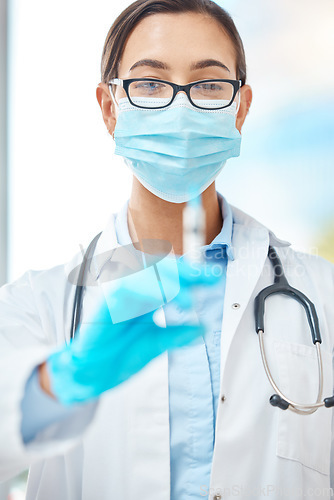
[235,84,253,133]
[96,83,117,136]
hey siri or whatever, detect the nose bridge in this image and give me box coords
[174,83,190,101]
[175,89,188,96]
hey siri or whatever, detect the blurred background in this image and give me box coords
[0,0,333,497]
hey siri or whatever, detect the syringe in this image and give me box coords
[182,194,206,263]
[153,195,206,330]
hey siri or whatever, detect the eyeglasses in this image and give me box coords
[108,78,242,110]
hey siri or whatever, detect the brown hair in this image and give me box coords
[101,0,247,86]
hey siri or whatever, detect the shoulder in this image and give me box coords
[0,253,82,310]
[230,203,334,288]
[280,246,334,293]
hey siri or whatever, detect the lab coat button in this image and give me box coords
[214,495,222,500]
[232,302,240,309]
[221,395,226,402]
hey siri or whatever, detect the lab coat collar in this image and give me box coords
[90,195,291,281]
[230,204,291,249]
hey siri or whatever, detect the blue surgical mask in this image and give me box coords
[113,94,241,203]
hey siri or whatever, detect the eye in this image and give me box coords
[132,81,166,92]
[193,83,223,92]
[129,80,171,98]
[190,81,234,102]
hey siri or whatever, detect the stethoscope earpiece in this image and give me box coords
[270,394,289,410]
[324,396,334,408]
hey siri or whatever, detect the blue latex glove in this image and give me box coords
[47,257,220,406]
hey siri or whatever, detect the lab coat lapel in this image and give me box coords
[219,222,270,379]
[80,351,170,500]
[91,214,118,279]
[126,351,171,499]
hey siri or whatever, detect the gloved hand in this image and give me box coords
[47,257,220,406]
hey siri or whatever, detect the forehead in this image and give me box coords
[118,12,237,75]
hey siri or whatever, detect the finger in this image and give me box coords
[153,323,205,354]
[168,287,193,310]
[76,309,156,350]
[153,257,221,299]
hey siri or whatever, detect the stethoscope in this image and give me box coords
[70,234,334,415]
[255,246,334,414]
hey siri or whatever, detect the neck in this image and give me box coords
[127,177,223,255]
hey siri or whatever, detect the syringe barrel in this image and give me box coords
[183,196,205,263]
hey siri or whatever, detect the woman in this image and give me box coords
[0,1,333,499]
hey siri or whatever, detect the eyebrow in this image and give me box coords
[129,58,230,73]
[129,59,169,71]
[190,59,230,72]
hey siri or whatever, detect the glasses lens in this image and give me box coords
[113,84,127,102]
[190,81,234,109]
[128,80,173,108]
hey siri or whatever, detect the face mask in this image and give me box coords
[113,94,241,203]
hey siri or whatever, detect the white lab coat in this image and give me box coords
[0,205,333,500]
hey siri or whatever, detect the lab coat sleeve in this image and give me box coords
[20,366,79,444]
[0,270,100,482]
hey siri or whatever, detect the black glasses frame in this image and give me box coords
[109,78,242,110]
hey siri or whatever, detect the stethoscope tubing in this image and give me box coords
[70,231,102,342]
[258,329,323,415]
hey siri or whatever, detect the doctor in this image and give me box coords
[0,0,334,499]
